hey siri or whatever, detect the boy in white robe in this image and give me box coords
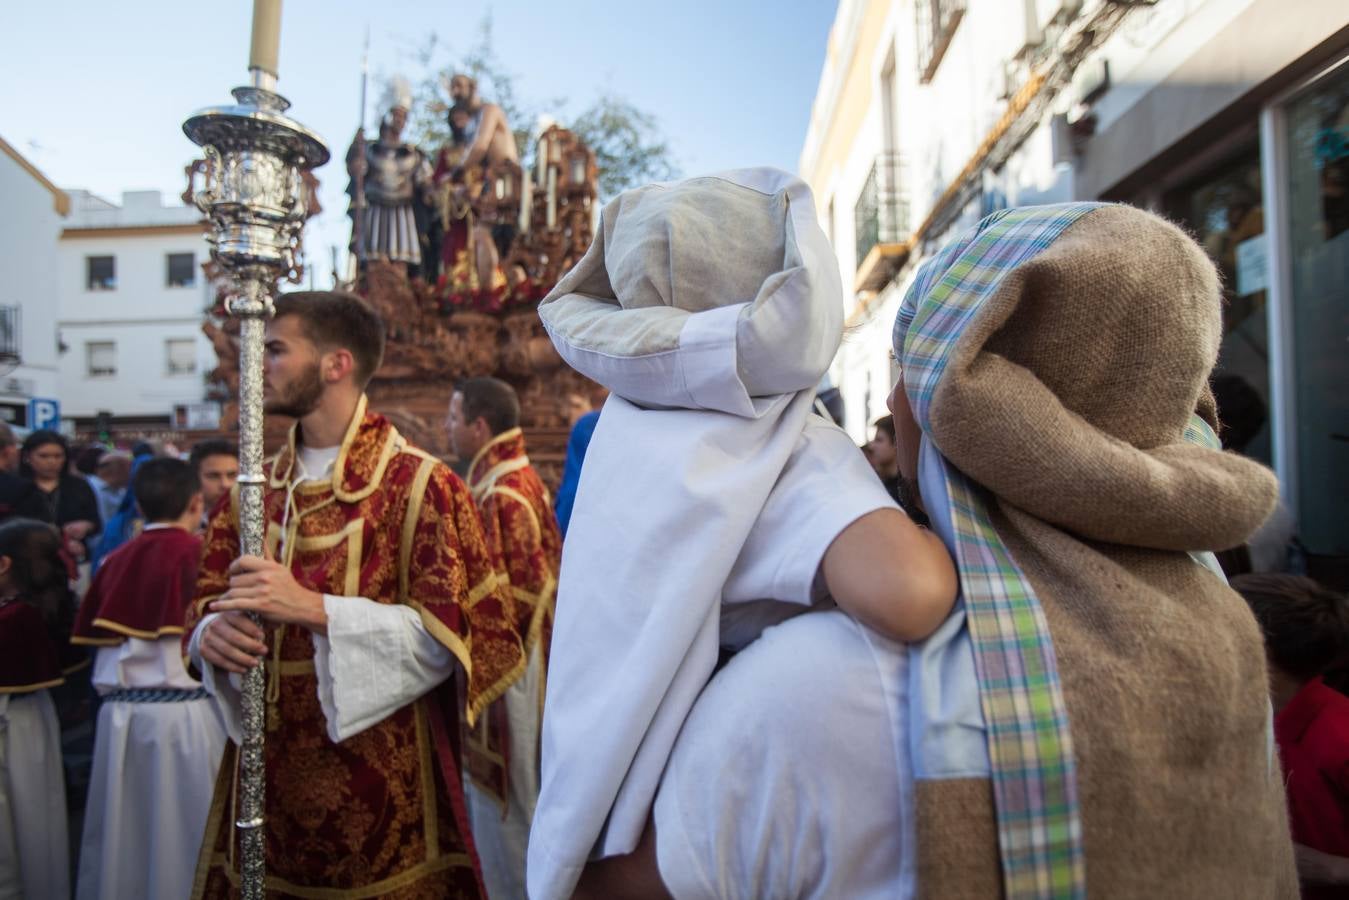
[73,458,227,900]
[0,518,83,900]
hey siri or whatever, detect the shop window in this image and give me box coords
[87,255,116,291]
[87,341,116,377]
[166,253,196,288]
[1163,147,1270,465]
[1284,62,1349,559]
[165,339,196,376]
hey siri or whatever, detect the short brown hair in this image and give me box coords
[189,439,238,471]
[872,415,896,442]
[273,291,386,387]
[1232,574,1349,681]
[457,377,520,435]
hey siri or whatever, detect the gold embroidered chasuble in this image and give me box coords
[467,428,561,662]
[186,396,524,899]
[464,427,561,801]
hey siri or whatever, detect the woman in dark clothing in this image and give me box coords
[20,431,101,563]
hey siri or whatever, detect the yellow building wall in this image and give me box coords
[802,0,892,216]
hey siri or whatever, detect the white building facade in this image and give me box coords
[57,190,215,433]
[0,136,67,430]
[801,0,1349,576]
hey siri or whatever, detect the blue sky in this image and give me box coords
[3,0,837,286]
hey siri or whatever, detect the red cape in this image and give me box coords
[0,600,85,692]
[72,527,202,646]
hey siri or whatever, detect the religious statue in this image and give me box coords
[433,74,523,302]
[346,77,436,279]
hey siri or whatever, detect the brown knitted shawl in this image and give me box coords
[900,204,1297,897]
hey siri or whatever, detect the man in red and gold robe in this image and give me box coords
[186,292,523,899]
[448,377,562,899]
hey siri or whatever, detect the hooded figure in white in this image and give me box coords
[528,168,903,898]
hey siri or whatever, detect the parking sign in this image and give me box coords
[28,397,60,431]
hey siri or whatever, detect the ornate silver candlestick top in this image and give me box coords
[182,5,328,895]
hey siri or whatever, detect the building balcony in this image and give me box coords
[854,153,910,295]
[916,0,966,84]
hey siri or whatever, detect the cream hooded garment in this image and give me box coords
[527,168,895,898]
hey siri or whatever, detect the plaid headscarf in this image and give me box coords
[895,203,1231,897]
[896,204,1099,898]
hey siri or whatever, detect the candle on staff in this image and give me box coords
[249,0,282,77]
[546,166,557,231]
[520,172,532,233]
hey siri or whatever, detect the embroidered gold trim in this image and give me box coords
[273,658,316,676]
[488,485,542,543]
[466,570,509,608]
[189,741,233,899]
[70,634,123,647]
[85,617,186,641]
[522,572,557,661]
[466,427,523,483]
[399,457,438,605]
[327,394,369,495]
[211,850,473,899]
[470,457,531,501]
[465,711,509,810]
[286,519,364,600]
[194,593,222,618]
[414,699,438,862]
[0,677,63,694]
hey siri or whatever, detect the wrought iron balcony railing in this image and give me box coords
[854,153,910,293]
[916,0,966,83]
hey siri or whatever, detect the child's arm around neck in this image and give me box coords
[821,507,958,643]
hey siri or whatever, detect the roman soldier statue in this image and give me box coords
[346,77,435,279]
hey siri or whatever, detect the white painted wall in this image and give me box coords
[0,145,63,421]
[57,191,213,419]
[806,0,1280,439]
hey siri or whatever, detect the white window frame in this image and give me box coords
[166,252,197,288]
[165,338,197,376]
[86,341,116,378]
[86,255,116,291]
[1257,53,1349,521]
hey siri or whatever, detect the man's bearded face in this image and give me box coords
[264,316,327,418]
[450,76,475,104]
[265,358,324,418]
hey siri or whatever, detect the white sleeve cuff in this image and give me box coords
[188,613,244,744]
[312,595,456,743]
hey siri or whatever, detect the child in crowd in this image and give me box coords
[1233,573,1349,897]
[0,518,85,899]
[73,458,227,900]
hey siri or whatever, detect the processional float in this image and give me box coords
[181,0,328,895]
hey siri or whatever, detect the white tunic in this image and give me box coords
[75,633,228,900]
[650,438,990,898]
[0,690,68,900]
[466,643,544,900]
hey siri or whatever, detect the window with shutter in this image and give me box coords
[87,341,116,377]
[166,339,197,376]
